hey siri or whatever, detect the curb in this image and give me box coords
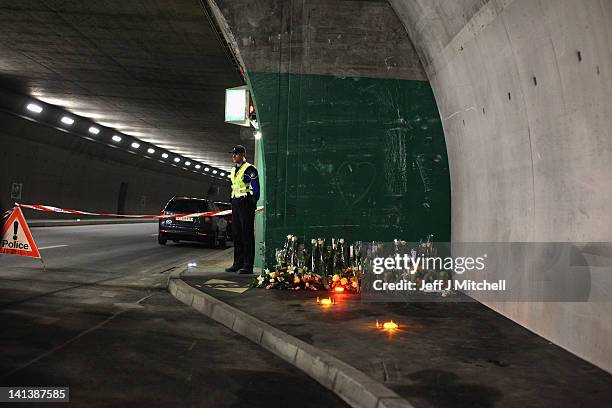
[169,278,414,408]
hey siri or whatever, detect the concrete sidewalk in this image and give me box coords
[170,252,612,408]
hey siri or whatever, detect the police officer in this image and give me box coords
[225,145,259,274]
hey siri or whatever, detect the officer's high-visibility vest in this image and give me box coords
[231,162,254,198]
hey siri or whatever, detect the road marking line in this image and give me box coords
[1,292,155,380]
[38,245,69,250]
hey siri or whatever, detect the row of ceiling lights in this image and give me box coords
[25,102,229,179]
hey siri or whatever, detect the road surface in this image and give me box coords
[0,223,345,407]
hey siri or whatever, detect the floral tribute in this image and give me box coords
[252,235,363,292]
[255,266,325,291]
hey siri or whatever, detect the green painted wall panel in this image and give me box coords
[247,72,450,267]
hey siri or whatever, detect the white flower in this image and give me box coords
[339,238,345,244]
[257,275,265,285]
[287,234,292,240]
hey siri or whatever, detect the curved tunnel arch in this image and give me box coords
[209,0,612,372]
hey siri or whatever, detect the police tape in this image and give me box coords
[12,203,264,219]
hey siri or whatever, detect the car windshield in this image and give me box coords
[165,199,208,213]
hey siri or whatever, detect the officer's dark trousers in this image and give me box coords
[231,196,256,270]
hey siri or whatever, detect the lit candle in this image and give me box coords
[317,297,334,306]
[382,321,398,331]
[375,320,399,331]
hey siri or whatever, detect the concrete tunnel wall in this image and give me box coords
[0,110,230,219]
[390,0,612,372]
[212,0,612,372]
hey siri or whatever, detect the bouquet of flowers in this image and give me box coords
[330,268,361,293]
[252,266,325,291]
[253,234,363,292]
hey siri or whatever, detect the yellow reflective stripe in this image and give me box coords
[231,162,253,198]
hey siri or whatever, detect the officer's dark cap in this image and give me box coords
[230,145,246,155]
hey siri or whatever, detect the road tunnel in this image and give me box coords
[0,1,610,406]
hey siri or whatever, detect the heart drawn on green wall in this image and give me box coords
[334,161,377,207]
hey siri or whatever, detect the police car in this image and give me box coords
[158,197,227,248]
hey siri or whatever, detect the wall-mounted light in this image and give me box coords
[20,98,215,181]
[27,103,43,113]
[61,116,75,125]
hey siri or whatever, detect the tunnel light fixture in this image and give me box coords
[227,174,232,178]
[61,116,75,125]
[254,131,262,140]
[19,99,215,180]
[220,172,225,177]
[27,103,43,113]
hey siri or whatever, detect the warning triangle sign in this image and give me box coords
[1,207,40,258]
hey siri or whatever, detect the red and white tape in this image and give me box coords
[12,203,263,219]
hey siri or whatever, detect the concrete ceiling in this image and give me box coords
[0,0,247,171]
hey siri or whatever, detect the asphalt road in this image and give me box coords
[0,223,346,407]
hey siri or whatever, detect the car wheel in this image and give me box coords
[158,234,167,245]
